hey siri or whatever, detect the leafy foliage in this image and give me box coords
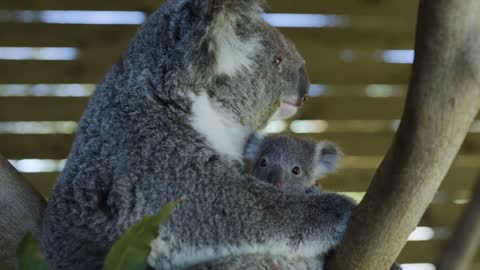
[103,198,182,270]
[16,233,51,270]
[12,200,180,270]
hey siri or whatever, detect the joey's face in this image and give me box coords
[245,134,341,194]
[252,152,312,194]
[250,136,317,194]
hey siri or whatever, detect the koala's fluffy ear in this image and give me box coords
[194,0,266,76]
[313,141,342,179]
[243,132,265,162]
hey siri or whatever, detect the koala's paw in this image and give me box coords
[391,263,403,270]
[309,193,356,250]
[305,186,322,195]
[148,234,174,270]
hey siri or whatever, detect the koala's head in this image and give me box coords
[244,134,341,193]
[130,0,309,130]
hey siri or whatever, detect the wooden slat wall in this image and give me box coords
[1,0,479,267]
[4,132,480,158]
[1,96,479,121]
[0,23,415,49]
[0,60,413,84]
[0,0,419,16]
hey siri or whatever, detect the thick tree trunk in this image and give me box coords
[435,177,480,270]
[327,0,480,269]
[0,153,46,269]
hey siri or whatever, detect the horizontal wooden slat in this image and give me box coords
[283,28,414,50]
[323,168,479,193]
[0,21,415,49]
[0,23,415,50]
[4,133,480,158]
[25,172,58,197]
[0,56,411,84]
[0,23,136,47]
[0,0,163,12]
[341,155,480,169]
[2,97,479,121]
[398,240,445,263]
[307,62,411,85]
[398,240,480,263]
[300,97,478,120]
[0,97,86,121]
[0,60,112,84]
[297,97,405,120]
[0,134,73,159]
[0,0,419,16]
[420,204,468,227]
[270,0,418,16]
[469,263,480,270]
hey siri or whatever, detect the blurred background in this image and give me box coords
[0,1,479,269]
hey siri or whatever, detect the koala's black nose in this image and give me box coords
[297,66,310,106]
[267,165,284,187]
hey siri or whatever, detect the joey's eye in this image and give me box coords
[273,56,282,66]
[291,166,301,175]
[259,158,267,167]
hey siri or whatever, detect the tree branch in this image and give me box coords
[0,153,46,269]
[327,0,480,269]
[435,177,480,270]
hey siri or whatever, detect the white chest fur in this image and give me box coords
[189,93,250,161]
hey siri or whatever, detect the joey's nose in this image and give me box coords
[267,166,284,187]
[297,66,310,106]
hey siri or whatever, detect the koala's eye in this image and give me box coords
[259,158,267,167]
[273,56,282,66]
[291,166,301,175]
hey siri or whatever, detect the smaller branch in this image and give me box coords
[0,153,46,269]
[435,177,480,270]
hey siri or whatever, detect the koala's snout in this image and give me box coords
[297,66,310,106]
[267,165,284,187]
[280,66,309,110]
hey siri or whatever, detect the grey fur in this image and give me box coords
[187,254,325,270]
[41,1,355,269]
[244,133,340,194]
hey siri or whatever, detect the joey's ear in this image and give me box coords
[243,132,265,162]
[313,141,342,179]
[195,0,266,76]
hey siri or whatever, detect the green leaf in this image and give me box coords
[16,233,51,270]
[104,197,183,270]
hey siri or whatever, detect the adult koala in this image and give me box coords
[41,0,355,269]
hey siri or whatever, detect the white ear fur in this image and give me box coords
[313,141,341,179]
[243,132,265,162]
[213,24,261,76]
[209,2,263,76]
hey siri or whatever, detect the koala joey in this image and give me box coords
[244,133,340,194]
